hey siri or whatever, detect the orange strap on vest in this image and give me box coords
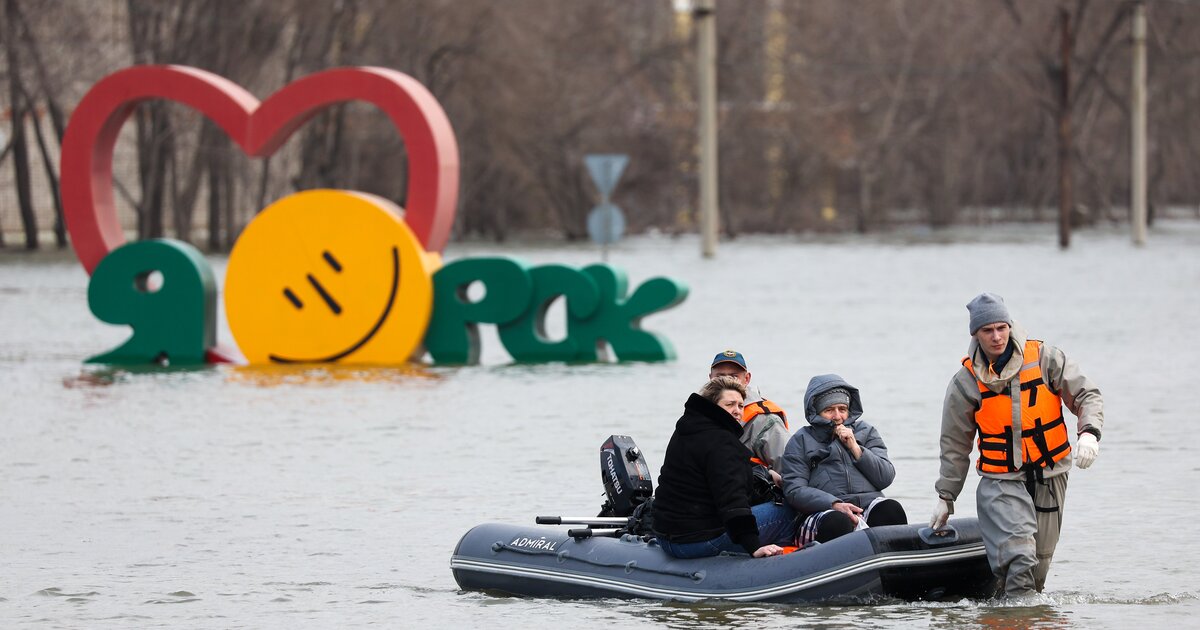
[742,399,788,429]
[744,399,787,468]
[962,340,1072,474]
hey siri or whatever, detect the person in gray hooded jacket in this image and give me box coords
[781,374,907,545]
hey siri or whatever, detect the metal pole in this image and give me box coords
[601,213,610,262]
[601,164,611,263]
[695,0,719,258]
[1131,1,1148,246]
[535,516,631,526]
[1057,8,1072,250]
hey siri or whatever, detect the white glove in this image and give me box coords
[1075,433,1100,469]
[929,498,952,530]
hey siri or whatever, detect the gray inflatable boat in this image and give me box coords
[452,436,994,602]
[451,518,993,603]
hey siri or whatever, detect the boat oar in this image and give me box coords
[567,527,623,539]
[536,516,631,527]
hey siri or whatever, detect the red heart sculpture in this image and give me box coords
[61,65,459,274]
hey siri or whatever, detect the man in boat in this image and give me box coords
[930,293,1104,597]
[708,350,791,482]
[781,374,908,545]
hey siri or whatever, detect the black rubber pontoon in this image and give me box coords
[451,519,994,603]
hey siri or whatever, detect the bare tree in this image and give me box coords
[4,0,38,249]
[6,0,1200,249]
[9,0,68,246]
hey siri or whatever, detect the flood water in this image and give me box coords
[2,222,1199,628]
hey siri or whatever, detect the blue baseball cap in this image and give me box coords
[710,350,747,370]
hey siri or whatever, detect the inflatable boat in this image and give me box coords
[451,436,995,602]
[451,518,993,603]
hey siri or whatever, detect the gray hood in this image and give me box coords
[803,374,863,429]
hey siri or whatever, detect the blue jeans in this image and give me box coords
[658,502,796,559]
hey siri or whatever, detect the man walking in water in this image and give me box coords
[930,293,1104,597]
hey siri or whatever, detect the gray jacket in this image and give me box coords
[781,374,897,514]
[935,322,1105,502]
[740,386,791,472]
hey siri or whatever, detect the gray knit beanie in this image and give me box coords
[967,292,1013,334]
[814,387,851,413]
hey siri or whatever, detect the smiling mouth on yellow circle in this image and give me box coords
[268,246,401,364]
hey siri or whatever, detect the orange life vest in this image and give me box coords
[742,399,787,468]
[742,399,788,429]
[962,340,1071,474]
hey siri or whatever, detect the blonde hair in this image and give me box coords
[699,375,747,403]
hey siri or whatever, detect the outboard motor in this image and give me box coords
[598,435,653,517]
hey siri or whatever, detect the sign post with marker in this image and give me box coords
[585,154,629,261]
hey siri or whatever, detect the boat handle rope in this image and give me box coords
[491,541,702,581]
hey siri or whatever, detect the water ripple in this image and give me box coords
[6,232,1200,627]
[144,591,201,605]
[35,588,99,598]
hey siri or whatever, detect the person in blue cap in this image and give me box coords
[708,350,792,483]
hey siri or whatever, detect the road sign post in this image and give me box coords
[585,154,629,261]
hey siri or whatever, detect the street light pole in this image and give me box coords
[1057,8,1072,250]
[1131,0,1148,246]
[695,0,719,258]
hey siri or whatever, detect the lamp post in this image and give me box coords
[1131,0,1147,246]
[689,0,719,258]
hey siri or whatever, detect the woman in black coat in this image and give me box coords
[652,376,796,558]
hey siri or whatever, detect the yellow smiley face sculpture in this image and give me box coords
[224,190,440,364]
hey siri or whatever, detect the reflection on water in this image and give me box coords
[225,363,442,387]
[625,597,1079,629]
[3,226,1200,627]
[62,363,443,389]
[936,601,1071,630]
[62,364,214,388]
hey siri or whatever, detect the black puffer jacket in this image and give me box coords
[652,393,761,554]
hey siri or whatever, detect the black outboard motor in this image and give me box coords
[598,435,653,517]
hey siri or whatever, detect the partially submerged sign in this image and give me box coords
[587,203,626,246]
[585,154,628,201]
[585,154,629,252]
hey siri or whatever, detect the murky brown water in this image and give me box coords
[2,222,1198,627]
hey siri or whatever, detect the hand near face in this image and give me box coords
[834,424,862,459]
